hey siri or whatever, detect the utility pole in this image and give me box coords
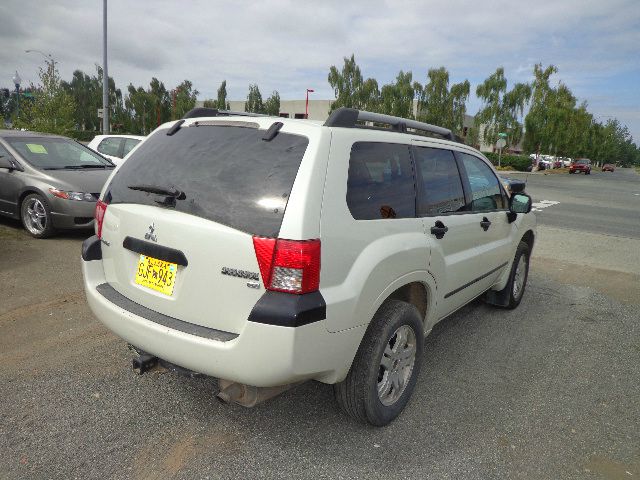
[102,0,109,134]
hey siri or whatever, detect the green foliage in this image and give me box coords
[245,84,264,113]
[475,67,531,149]
[172,80,198,120]
[414,67,470,134]
[328,54,380,112]
[379,71,414,118]
[483,152,531,171]
[217,80,229,110]
[263,91,281,116]
[14,59,75,135]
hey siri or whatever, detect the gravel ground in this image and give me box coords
[1,209,639,479]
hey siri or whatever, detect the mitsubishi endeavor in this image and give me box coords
[81,107,535,426]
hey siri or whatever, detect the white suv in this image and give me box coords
[81,107,535,426]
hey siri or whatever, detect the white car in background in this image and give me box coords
[87,134,144,166]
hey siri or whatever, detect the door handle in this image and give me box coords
[430,220,448,239]
[480,217,491,231]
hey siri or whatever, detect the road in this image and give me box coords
[0,169,638,479]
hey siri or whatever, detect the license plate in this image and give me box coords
[135,254,177,296]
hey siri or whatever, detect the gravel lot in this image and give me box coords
[1,171,639,479]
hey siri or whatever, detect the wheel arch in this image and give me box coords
[521,229,535,251]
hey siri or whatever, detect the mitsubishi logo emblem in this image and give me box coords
[144,223,157,242]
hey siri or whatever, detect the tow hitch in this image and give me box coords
[132,353,158,374]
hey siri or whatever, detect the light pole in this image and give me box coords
[102,0,109,134]
[12,71,21,119]
[305,88,314,119]
[25,49,55,65]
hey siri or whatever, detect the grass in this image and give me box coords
[542,167,570,175]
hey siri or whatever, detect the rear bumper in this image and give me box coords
[81,256,364,387]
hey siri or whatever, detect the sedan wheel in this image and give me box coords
[21,194,55,238]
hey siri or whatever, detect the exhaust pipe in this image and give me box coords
[216,379,298,407]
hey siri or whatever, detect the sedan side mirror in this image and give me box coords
[509,193,532,214]
[0,155,23,172]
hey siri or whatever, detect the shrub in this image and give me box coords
[483,152,531,171]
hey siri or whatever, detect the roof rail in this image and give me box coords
[323,107,456,141]
[182,107,268,119]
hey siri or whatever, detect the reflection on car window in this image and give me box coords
[346,142,415,220]
[122,138,140,156]
[7,138,112,169]
[97,137,122,157]
[414,147,466,216]
[459,153,505,211]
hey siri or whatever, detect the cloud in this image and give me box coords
[0,0,638,139]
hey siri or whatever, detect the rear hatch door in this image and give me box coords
[99,121,310,335]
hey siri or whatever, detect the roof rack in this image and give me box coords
[323,107,456,141]
[182,107,268,119]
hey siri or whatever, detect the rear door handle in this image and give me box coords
[480,217,491,231]
[430,220,448,239]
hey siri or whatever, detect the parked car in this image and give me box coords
[81,107,536,426]
[87,134,144,166]
[602,164,615,172]
[569,158,592,174]
[0,130,115,237]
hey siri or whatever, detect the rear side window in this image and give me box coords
[346,142,415,220]
[122,138,140,156]
[414,147,466,216]
[106,125,309,237]
[97,137,122,157]
[459,153,506,211]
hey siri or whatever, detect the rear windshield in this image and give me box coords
[106,124,309,237]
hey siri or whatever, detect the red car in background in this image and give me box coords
[569,158,592,174]
[602,164,615,172]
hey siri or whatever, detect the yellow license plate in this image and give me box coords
[135,254,177,296]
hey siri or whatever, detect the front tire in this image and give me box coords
[334,300,424,426]
[21,193,55,238]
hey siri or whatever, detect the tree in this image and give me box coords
[217,80,230,110]
[148,77,171,128]
[414,67,470,134]
[379,70,415,118]
[328,54,380,112]
[172,80,198,119]
[125,84,154,134]
[523,63,558,155]
[14,59,75,135]
[476,67,530,149]
[263,91,281,116]
[245,84,264,113]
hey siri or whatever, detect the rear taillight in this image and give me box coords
[253,237,320,294]
[94,200,108,238]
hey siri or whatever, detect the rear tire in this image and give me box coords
[334,300,424,426]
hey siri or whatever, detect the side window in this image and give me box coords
[459,153,506,211]
[122,138,141,156]
[346,142,416,220]
[0,143,11,159]
[414,147,466,216]
[97,137,122,157]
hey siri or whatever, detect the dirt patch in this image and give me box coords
[534,257,640,305]
[133,431,241,479]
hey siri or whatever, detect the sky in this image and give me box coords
[1,0,639,141]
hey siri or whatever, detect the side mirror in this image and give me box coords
[509,193,532,214]
[0,155,22,172]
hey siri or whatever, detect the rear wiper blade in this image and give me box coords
[63,164,108,169]
[128,184,186,200]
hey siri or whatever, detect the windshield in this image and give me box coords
[106,124,309,237]
[7,137,114,169]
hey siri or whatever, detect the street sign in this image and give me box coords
[496,138,507,149]
[498,132,508,138]
[97,108,104,118]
